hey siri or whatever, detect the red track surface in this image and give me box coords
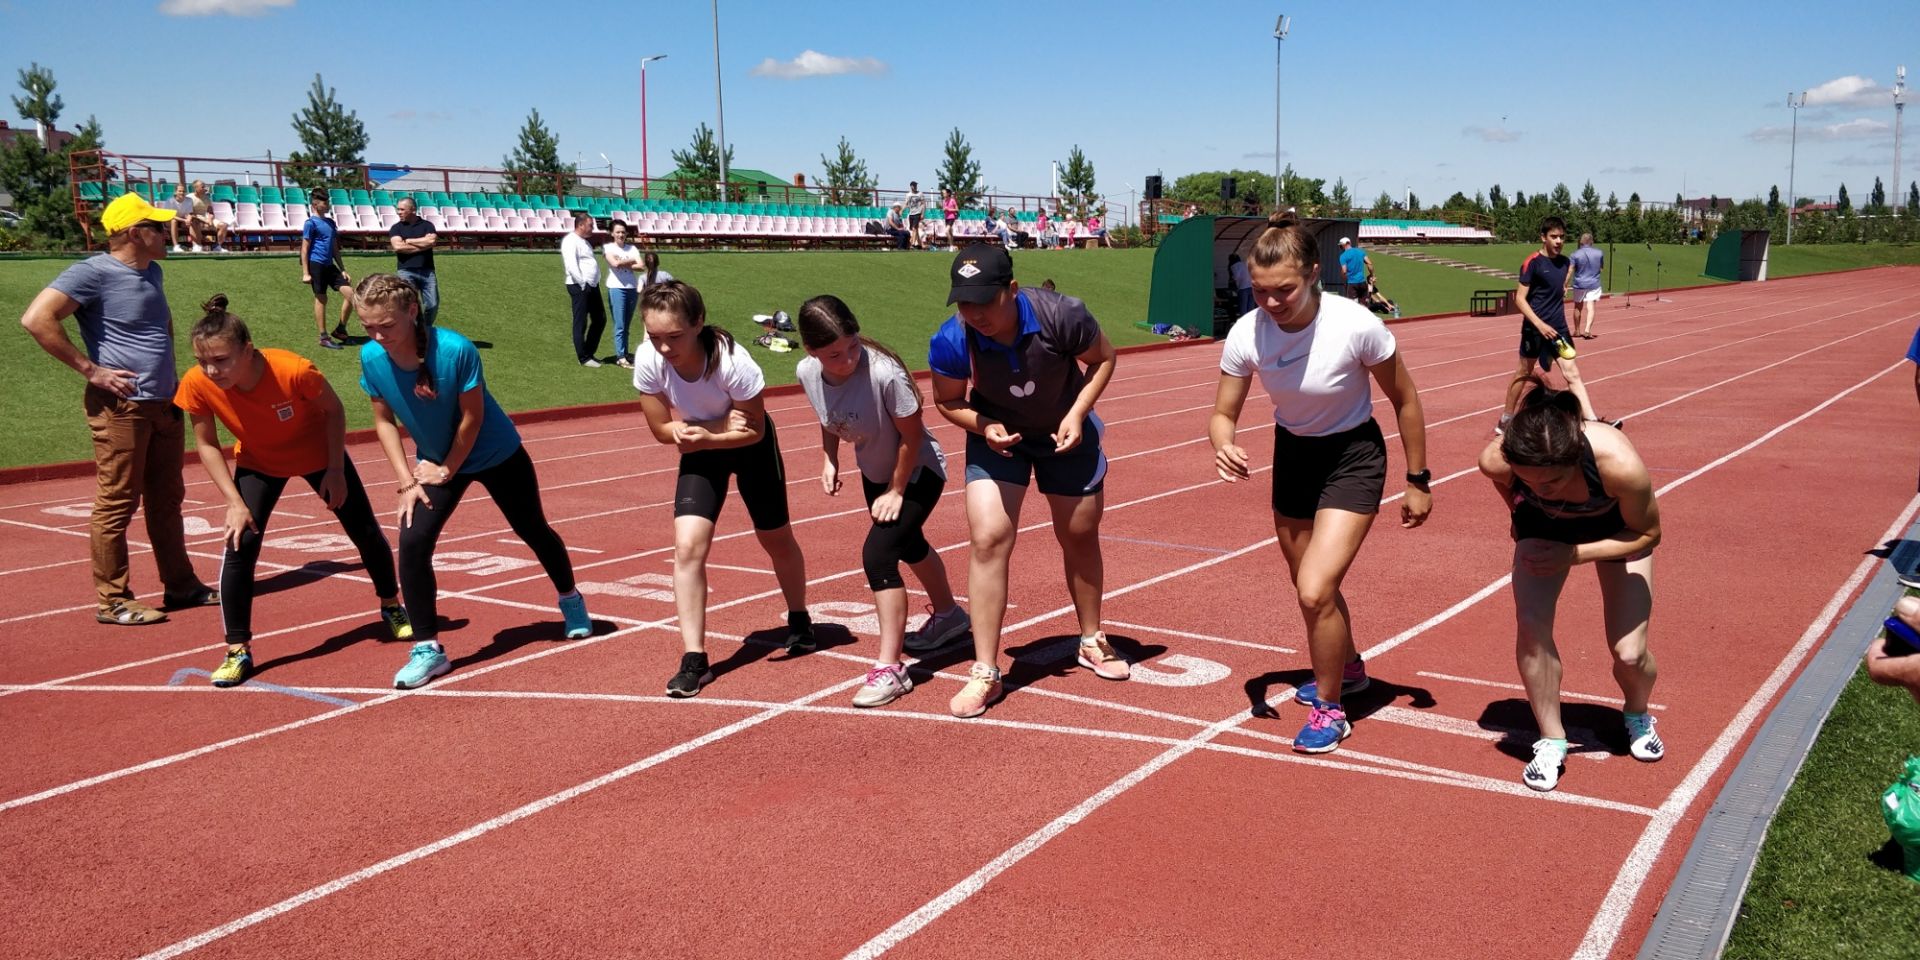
[2,267,1916,959]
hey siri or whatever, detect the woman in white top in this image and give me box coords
[795,295,971,707]
[634,280,810,698]
[1209,211,1431,756]
[603,222,642,368]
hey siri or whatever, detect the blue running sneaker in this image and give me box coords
[394,641,451,689]
[1294,658,1369,705]
[559,591,591,639]
[1292,703,1352,754]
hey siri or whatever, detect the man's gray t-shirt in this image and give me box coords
[797,348,945,485]
[48,254,177,400]
[1570,245,1604,290]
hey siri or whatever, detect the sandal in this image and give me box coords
[162,585,221,609]
[96,599,168,626]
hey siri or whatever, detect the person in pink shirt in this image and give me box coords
[940,188,959,249]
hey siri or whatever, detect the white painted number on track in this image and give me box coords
[577,572,676,601]
[808,601,880,638]
[1017,638,1231,686]
[41,503,93,519]
[432,552,539,576]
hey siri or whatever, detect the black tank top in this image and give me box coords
[1510,436,1621,525]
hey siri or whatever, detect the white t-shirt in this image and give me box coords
[1219,292,1396,437]
[603,242,639,289]
[560,232,598,286]
[631,336,764,422]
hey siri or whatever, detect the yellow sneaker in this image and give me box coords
[381,603,413,641]
[210,648,252,688]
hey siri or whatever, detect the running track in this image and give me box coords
[1,267,1915,959]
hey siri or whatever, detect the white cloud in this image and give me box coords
[158,0,292,15]
[1463,126,1520,143]
[1600,165,1657,175]
[1242,150,1289,160]
[1749,118,1890,142]
[1802,74,1891,108]
[749,50,887,79]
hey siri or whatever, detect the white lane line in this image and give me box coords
[1103,619,1295,654]
[1415,670,1667,710]
[1570,491,1920,960]
[1368,705,1609,762]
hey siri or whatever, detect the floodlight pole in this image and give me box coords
[1894,66,1907,215]
[1273,14,1290,210]
[1786,91,1804,244]
[641,55,667,199]
[711,0,729,203]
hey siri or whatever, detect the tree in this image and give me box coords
[1489,184,1507,210]
[0,63,100,247]
[1766,185,1781,217]
[1168,169,1275,212]
[1578,180,1601,230]
[1369,190,1394,217]
[1278,164,1326,209]
[817,136,876,206]
[1329,177,1351,210]
[1549,182,1574,217]
[935,127,983,210]
[668,122,731,201]
[1907,181,1919,218]
[285,74,368,193]
[1058,144,1097,217]
[1513,190,1528,206]
[1472,190,1489,213]
[1868,176,1888,214]
[1836,183,1851,215]
[1405,191,1420,213]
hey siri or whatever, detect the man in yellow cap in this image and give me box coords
[19,193,218,624]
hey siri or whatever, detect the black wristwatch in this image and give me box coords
[1406,469,1432,488]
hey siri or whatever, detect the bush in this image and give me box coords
[1107,225,1148,248]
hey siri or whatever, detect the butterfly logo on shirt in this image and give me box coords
[1008,380,1037,398]
[825,410,860,439]
[272,402,295,422]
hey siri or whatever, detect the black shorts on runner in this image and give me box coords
[1270,418,1387,520]
[1518,321,1569,370]
[674,415,792,530]
[1510,503,1653,564]
[307,260,348,298]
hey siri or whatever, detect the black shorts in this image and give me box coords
[308,260,348,298]
[1518,320,1569,369]
[1270,418,1387,520]
[1510,503,1653,563]
[909,213,924,228]
[674,415,792,530]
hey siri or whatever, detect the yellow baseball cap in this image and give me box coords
[100,192,176,234]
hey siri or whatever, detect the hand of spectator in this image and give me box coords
[1866,596,1920,704]
[85,363,139,398]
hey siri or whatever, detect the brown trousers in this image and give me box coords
[84,387,200,605]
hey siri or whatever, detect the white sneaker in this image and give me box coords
[1493,412,1512,437]
[581,358,602,368]
[170,244,185,253]
[190,244,205,253]
[851,663,912,707]
[1624,714,1664,762]
[214,245,229,253]
[903,605,970,654]
[1524,738,1567,792]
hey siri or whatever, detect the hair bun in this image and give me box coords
[200,293,229,314]
[1266,208,1299,230]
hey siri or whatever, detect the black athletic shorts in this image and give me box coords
[1519,320,1570,370]
[674,415,792,530]
[908,213,923,228]
[1510,502,1653,563]
[307,260,348,297]
[1270,418,1387,520]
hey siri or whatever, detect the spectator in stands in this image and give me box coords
[1337,237,1372,299]
[904,181,928,250]
[1183,203,1200,219]
[561,213,608,366]
[18,192,219,625]
[387,197,440,326]
[1570,232,1604,339]
[1061,212,1081,249]
[1088,207,1109,247]
[883,204,911,249]
[1868,596,1920,703]
[603,221,642,368]
[1035,205,1054,249]
[300,196,355,350]
[187,180,231,253]
[167,184,196,253]
[941,188,959,249]
[1228,253,1254,316]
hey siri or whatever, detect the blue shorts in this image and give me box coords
[963,416,1106,497]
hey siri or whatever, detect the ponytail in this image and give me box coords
[1500,375,1585,467]
[191,293,252,347]
[643,250,660,287]
[1246,209,1318,274]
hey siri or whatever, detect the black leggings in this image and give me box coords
[399,445,575,637]
[222,460,397,645]
[860,468,946,591]
[674,416,792,531]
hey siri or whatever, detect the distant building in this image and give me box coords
[0,118,75,152]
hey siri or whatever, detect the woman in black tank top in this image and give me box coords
[1477,376,1665,793]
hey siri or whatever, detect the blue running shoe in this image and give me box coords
[1294,658,1369,705]
[394,641,451,689]
[1292,703,1351,754]
[559,591,591,639]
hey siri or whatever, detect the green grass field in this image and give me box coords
[1724,592,1920,958]
[0,248,1161,469]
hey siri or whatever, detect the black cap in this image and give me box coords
[948,244,1013,305]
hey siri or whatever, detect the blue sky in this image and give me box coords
[2,0,1913,207]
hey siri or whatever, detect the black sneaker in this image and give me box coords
[665,652,712,698]
[785,611,817,654]
[330,325,351,341]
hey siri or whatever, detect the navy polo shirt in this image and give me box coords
[1519,251,1571,330]
[928,287,1100,439]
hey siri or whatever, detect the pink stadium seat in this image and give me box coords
[484,216,506,232]
[235,203,262,231]
[378,212,399,230]
[353,204,376,222]
[502,216,524,232]
[285,204,309,224]
[212,201,235,223]
[459,206,480,219]
[261,205,288,230]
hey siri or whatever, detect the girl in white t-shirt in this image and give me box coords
[795,295,970,707]
[1209,211,1431,756]
[634,280,810,698]
[602,222,641,367]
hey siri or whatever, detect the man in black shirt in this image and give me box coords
[388,197,440,325]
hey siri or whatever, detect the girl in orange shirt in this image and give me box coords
[174,295,409,688]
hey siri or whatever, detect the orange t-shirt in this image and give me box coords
[174,348,333,477]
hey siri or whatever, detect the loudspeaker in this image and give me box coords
[1145,175,1163,200]
[1220,177,1237,201]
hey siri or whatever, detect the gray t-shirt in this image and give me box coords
[1570,245,1604,290]
[48,254,177,401]
[797,348,945,485]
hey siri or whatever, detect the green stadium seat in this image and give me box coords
[78,182,104,201]
[237,186,260,203]
[284,187,308,204]
[132,182,153,200]
[212,184,237,202]
[106,183,127,198]
[262,186,283,203]
[350,189,373,205]
[373,190,392,205]
[327,188,351,206]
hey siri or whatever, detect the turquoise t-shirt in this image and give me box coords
[358,327,520,473]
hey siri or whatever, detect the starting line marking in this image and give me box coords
[1415,670,1667,711]
[164,669,359,708]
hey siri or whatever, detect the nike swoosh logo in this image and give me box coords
[1271,354,1309,369]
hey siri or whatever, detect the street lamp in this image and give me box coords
[1787,91,1804,244]
[1894,66,1907,216]
[711,0,729,203]
[1273,14,1290,209]
[640,54,667,199]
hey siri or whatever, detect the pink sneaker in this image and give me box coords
[949,662,1003,718]
[1076,632,1130,680]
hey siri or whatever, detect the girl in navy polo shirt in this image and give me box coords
[927,244,1126,719]
[355,274,591,689]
